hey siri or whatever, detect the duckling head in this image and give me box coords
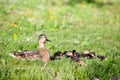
[39,34,51,43]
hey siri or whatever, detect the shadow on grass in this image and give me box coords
[64,0,113,7]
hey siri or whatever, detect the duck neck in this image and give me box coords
[39,42,45,48]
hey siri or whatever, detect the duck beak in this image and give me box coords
[46,38,51,42]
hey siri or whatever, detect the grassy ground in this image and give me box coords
[0,0,120,80]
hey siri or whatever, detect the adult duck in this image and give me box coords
[9,34,51,62]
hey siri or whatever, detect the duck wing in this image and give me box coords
[9,50,39,60]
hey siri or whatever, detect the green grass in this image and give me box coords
[0,0,120,80]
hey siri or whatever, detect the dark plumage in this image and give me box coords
[63,50,80,58]
[81,50,96,59]
[63,51,73,58]
[50,51,63,60]
[97,55,106,61]
[62,50,84,65]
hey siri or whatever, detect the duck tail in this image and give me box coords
[9,53,17,58]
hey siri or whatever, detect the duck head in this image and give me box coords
[39,34,51,43]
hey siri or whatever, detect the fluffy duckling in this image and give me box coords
[97,55,106,61]
[63,50,84,66]
[9,34,51,62]
[81,50,96,59]
[76,59,84,66]
[81,50,106,60]
[63,50,77,58]
[50,51,63,60]
[72,50,82,58]
[63,51,73,58]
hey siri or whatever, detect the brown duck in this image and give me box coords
[9,34,51,62]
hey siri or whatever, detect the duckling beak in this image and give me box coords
[46,38,51,42]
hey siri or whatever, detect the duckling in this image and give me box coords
[72,51,85,65]
[63,50,73,58]
[70,56,84,66]
[72,50,82,58]
[50,51,63,60]
[9,34,51,62]
[81,50,96,59]
[63,50,84,65]
[97,55,106,61]
[81,50,106,60]
[63,50,82,59]
[76,59,84,66]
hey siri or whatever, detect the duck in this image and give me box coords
[81,50,96,59]
[81,50,107,60]
[71,50,84,66]
[50,51,63,60]
[97,55,106,61]
[9,34,51,62]
[51,50,79,60]
[63,50,76,58]
[72,50,82,58]
[63,50,84,65]
[76,59,84,66]
[63,50,82,59]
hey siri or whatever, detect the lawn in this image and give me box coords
[0,0,120,80]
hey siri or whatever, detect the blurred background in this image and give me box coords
[0,0,120,80]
